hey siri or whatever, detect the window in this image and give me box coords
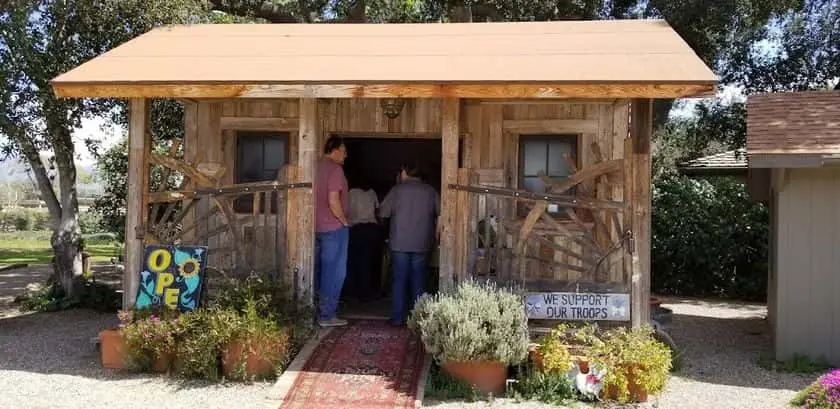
[519,135,578,214]
[234,131,289,213]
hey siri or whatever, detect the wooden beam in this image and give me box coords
[455,169,472,282]
[503,119,598,134]
[630,99,652,328]
[449,184,625,211]
[219,116,299,131]
[296,98,317,307]
[53,82,715,99]
[439,98,460,291]
[124,98,150,309]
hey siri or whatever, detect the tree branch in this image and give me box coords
[208,0,300,22]
[12,131,62,226]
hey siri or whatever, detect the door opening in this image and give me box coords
[338,136,443,318]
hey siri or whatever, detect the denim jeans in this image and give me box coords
[390,251,428,324]
[315,226,349,321]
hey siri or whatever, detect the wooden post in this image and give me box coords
[123,98,150,309]
[630,99,652,328]
[296,98,317,307]
[181,101,198,243]
[455,168,472,283]
[439,98,460,291]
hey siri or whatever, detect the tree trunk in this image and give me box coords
[50,116,84,297]
[51,218,83,297]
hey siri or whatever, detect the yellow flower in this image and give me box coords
[178,258,200,278]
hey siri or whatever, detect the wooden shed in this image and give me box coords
[51,20,715,327]
[747,90,840,365]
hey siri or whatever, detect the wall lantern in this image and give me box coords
[380,98,406,119]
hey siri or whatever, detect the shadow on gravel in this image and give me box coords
[666,307,814,391]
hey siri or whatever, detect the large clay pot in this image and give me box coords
[99,328,127,369]
[441,360,508,394]
[222,337,284,380]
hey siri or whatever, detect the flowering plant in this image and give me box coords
[119,307,179,371]
[792,368,840,409]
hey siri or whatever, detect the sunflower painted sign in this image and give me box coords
[135,245,207,312]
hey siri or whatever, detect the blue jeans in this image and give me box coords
[391,251,428,324]
[315,227,349,321]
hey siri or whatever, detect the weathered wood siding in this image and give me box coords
[773,167,840,366]
[189,98,631,291]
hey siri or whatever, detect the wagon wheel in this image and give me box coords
[144,196,246,277]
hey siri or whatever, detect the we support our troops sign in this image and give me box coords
[524,292,630,321]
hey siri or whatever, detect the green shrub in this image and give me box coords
[408,280,529,365]
[586,325,672,403]
[172,307,240,380]
[213,273,314,354]
[510,366,576,405]
[119,307,179,371]
[15,279,120,313]
[652,174,769,301]
[425,364,482,401]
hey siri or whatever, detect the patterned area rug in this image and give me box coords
[281,320,426,409]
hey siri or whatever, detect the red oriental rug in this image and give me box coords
[281,320,426,409]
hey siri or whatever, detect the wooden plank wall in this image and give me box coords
[460,99,630,287]
[190,98,632,293]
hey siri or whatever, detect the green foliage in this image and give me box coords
[408,280,529,365]
[424,363,482,402]
[652,173,769,301]
[510,366,576,406]
[213,273,315,353]
[119,307,179,371]
[535,324,574,374]
[172,307,240,380]
[586,326,672,403]
[15,279,121,312]
[223,300,292,381]
[757,353,832,374]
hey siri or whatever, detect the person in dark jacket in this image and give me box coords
[379,162,440,326]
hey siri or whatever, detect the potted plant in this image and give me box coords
[119,308,179,373]
[408,280,530,395]
[586,325,672,403]
[530,323,600,374]
[172,307,238,381]
[99,325,127,370]
[222,301,290,381]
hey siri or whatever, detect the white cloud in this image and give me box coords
[70,116,125,166]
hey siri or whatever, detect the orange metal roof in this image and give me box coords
[747,91,840,155]
[51,20,716,87]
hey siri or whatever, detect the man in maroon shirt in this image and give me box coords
[314,136,350,327]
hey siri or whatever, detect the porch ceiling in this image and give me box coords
[51,20,717,99]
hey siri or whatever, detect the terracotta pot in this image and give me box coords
[99,328,127,369]
[441,360,508,394]
[222,337,284,380]
[604,364,649,403]
[152,353,173,373]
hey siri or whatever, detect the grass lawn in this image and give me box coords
[0,232,121,265]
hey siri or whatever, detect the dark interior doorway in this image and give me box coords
[338,136,444,318]
[342,136,443,199]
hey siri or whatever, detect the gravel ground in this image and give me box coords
[0,310,279,409]
[426,297,815,409]
[0,290,817,409]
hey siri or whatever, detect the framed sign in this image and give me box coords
[524,292,630,321]
[135,244,208,312]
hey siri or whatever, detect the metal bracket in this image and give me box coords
[626,230,635,254]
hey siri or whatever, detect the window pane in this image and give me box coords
[522,141,547,176]
[523,177,547,194]
[548,141,574,176]
[263,137,286,171]
[238,137,263,182]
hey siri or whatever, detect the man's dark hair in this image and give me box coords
[401,161,422,178]
[324,136,345,154]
